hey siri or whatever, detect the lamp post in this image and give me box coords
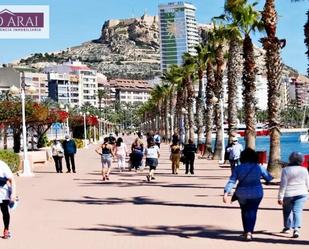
[80,111,89,148]
[181,108,188,144]
[60,103,73,136]
[10,72,36,177]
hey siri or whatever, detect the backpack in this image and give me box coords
[155,135,160,143]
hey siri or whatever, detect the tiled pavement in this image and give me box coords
[2,135,309,249]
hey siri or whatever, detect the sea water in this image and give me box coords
[235,132,308,162]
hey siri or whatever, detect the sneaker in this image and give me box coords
[293,230,299,238]
[3,229,11,239]
[151,177,156,180]
[146,175,150,182]
[245,232,252,241]
[281,227,290,234]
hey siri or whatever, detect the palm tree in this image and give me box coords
[194,44,208,146]
[162,65,183,138]
[223,1,243,142]
[204,44,216,158]
[211,23,227,160]
[261,0,286,177]
[97,89,107,114]
[233,1,264,149]
[182,53,197,142]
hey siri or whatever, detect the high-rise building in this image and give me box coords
[159,2,199,72]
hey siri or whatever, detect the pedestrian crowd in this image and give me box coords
[1,130,308,242]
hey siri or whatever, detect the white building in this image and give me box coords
[0,67,48,102]
[108,79,152,105]
[159,2,199,72]
[44,61,98,107]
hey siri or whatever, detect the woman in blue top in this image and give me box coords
[223,148,273,241]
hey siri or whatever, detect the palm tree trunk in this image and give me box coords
[204,63,215,157]
[213,45,224,160]
[243,35,256,149]
[262,0,283,178]
[196,70,205,145]
[186,77,195,141]
[164,97,170,143]
[176,87,184,143]
[227,38,242,142]
[170,91,177,136]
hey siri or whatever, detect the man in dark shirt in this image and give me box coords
[62,135,77,173]
[183,138,197,174]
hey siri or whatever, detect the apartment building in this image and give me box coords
[108,78,153,105]
[159,2,199,72]
[0,67,48,101]
[44,60,98,107]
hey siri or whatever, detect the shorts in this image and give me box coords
[101,154,112,168]
[146,158,158,170]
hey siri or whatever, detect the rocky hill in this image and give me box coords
[16,14,298,79]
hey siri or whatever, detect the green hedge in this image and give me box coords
[46,138,84,149]
[0,150,20,173]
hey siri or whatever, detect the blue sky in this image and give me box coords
[0,0,308,74]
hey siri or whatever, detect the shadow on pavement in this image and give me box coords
[49,195,290,211]
[71,224,309,245]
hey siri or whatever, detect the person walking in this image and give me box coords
[115,137,127,172]
[62,135,77,173]
[278,152,309,238]
[130,138,144,171]
[51,140,64,173]
[226,137,243,173]
[223,148,273,241]
[145,138,160,181]
[96,137,115,181]
[154,131,161,148]
[170,140,181,174]
[183,139,197,175]
[0,160,17,239]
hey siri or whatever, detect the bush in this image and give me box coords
[46,138,84,149]
[0,150,20,173]
[73,138,84,148]
[38,134,49,148]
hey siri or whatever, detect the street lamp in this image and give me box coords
[211,96,225,164]
[10,73,36,177]
[59,103,74,136]
[80,111,89,148]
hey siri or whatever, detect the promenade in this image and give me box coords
[2,135,309,249]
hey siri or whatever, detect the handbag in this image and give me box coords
[231,166,255,202]
[180,155,186,163]
[231,188,239,202]
[57,151,64,157]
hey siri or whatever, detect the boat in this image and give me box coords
[209,123,269,139]
[300,133,309,143]
[236,123,269,137]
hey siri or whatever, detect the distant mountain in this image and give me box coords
[15,14,299,79]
